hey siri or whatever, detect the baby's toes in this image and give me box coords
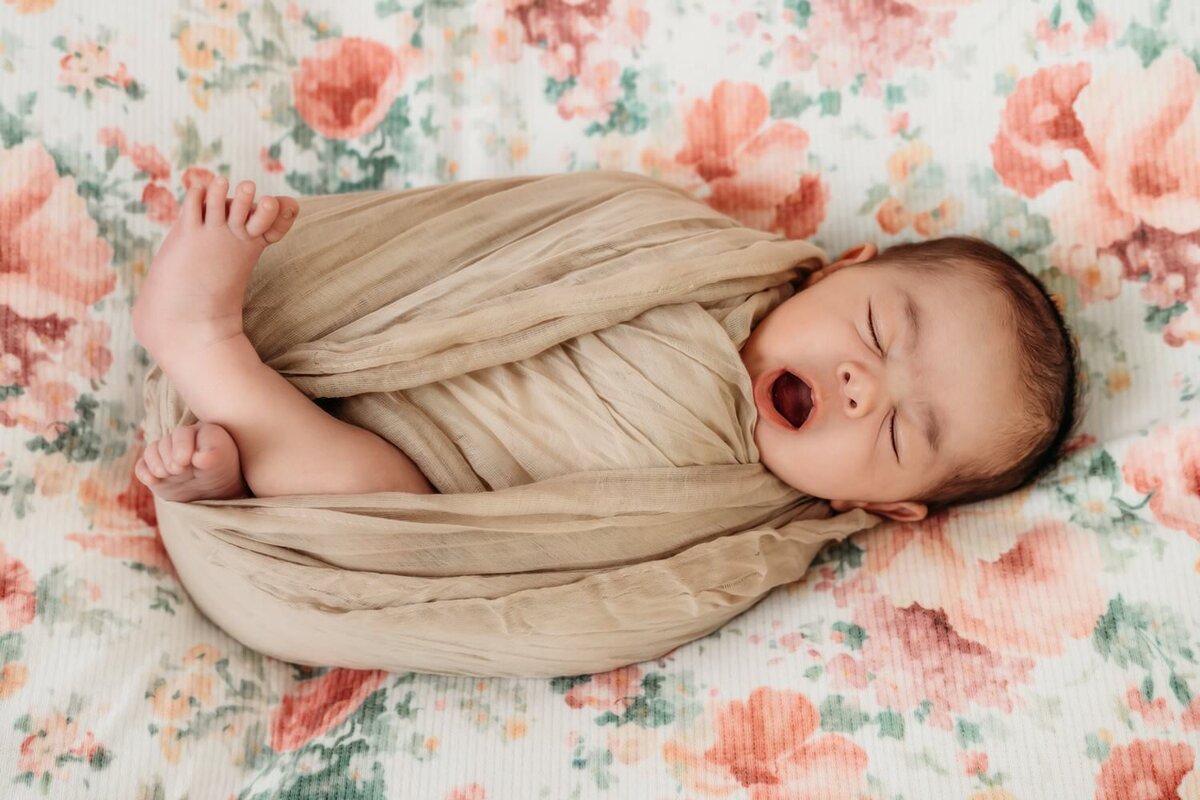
[135,457,160,486]
[261,196,299,244]
[142,442,169,479]
[226,180,257,239]
[169,424,200,472]
[157,434,186,475]
[244,195,280,240]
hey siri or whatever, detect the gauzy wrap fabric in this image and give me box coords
[141,169,882,678]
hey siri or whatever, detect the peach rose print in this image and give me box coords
[1121,425,1200,542]
[292,37,404,140]
[995,49,1200,245]
[662,686,868,798]
[646,81,828,239]
[994,50,1200,342]
[874,139,961,237]
[4,0,56,13]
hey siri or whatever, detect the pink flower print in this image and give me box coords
[854,598,1035,728]
[1072,49,1200,236]
[57,39,112,93]
[662,687,869,799]
[97,127,127,154]
[0,544,37,633]
[1126,686,1176,730]
[60,318,113,382]
[782,0,960,98]
[944,519,1108,656]
[1121,425,1200,542]
[555,51,621,122]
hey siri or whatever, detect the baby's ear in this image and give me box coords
[831,498,928,522]
[800,243,878,289]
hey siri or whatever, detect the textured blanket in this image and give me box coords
[141,169,879,677]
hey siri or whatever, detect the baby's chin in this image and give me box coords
[752,424,826,499]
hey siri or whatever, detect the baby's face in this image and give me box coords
[739,259,1024,520]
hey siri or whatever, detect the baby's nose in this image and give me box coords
[837,362,877,417]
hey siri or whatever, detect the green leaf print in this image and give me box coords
[832,622,868,651]
[1085,732,1111,761]
[1144,301,1188,333]
[1077,0,1097,25]
[1121,22,1167,67]
[784,0,812,28]
[0,92,35,147]
[956,719,983,747]
[1169,673,1192,705]
[876,710,905,739]
[1093,595,1198,671]
[769,81,815,119]
[818,90,841,116]
[820,695,870,733]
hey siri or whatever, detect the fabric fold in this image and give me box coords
[143,169,881,678]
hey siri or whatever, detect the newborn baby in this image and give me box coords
[132,175,1079,523]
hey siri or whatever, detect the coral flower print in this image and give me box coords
[0,140,115,319]
[1094,739,1197,800]
[991,62,1093,198]
[1121,425,1200,542]
[292,37,404,140]
[269,669,388,753]
[0,544,37,633]
[669,81,828,238]
[662,687,868,798]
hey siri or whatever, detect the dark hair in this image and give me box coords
[871,236,1084,511]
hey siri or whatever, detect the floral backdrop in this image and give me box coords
[1,0,1199,798]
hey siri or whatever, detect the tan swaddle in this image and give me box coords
[142,169,881,678]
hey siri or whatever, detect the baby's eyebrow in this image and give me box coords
[902,290,920,358]
[899,289,941,454]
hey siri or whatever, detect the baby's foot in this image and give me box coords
[132,177,300,362]
[135,422,251,503]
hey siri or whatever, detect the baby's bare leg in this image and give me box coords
[134,177,434,498]
[161,332,435,497]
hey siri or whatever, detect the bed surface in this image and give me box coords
[1,1,1198,797]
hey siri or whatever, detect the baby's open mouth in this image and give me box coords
[771,371,813,429]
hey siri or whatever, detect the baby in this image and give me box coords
[133,176,1080,522]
